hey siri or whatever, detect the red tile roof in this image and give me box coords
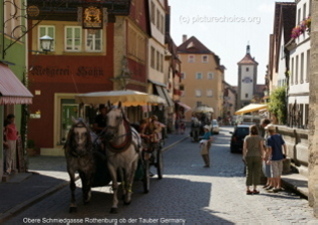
[237,53,258,65]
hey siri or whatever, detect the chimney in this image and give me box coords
[182,35,187,43]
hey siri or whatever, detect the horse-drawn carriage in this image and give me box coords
[64,90,166,214]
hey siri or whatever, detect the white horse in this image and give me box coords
[103,102,141,214]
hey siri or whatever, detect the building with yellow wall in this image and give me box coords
[177,35,224,121]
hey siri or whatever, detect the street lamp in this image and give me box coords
[39,35,54,54]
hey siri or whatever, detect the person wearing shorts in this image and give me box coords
[265,124,287,193]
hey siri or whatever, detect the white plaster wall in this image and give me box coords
[148,38,165,84]
[240,65,254,100]
[277,27,287,87]
[148,0,165,44]
[289,0,311,105]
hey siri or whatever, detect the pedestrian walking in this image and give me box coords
[243,125,265,194]
[265,124,287,192]
[199,125,213,168]
[4,114,18,175]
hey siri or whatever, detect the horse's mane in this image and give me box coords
[64,119,93,152]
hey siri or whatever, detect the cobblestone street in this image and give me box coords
[4,127,318,224]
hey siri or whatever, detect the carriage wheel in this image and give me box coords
[156,145,163,179]
[143,159,150,193]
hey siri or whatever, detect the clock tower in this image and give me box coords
[237,44,258,109]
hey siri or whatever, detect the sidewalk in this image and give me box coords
[0,131,309,222]
[0,132,188,222]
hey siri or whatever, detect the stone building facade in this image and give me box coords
[308,0,318,217]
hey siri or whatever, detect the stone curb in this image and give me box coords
[281,177,309,199]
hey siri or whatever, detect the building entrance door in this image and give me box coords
[60,100,78,144]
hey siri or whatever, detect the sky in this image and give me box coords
[169,0,295,86]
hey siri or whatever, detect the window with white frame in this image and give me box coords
[195,89,202,97]
[196,72,203,79]
[85,29,102,52]
[160,54,164,72]
[206,89,213,97]
[151,2,155,24]
[291,57,294,85]
[280,45,285,59]
[65,26,82,51]
[38,25,55,51]
[151,47,155,68]
[306,50,310,82]
[202,55,208,63]
[188,55,195,63]
[207,72,214,80]
[295,55,299,84]
[300,52,304,83]
[156,51,160,71]
[180,72,186,79]
[156,9,160,30]
[160,14,165,33]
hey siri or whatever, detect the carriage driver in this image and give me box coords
[93,104,108,134]
[140,115,165,152]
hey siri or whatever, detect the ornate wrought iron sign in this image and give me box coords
[27,5,40,17]
[82,6,103,29]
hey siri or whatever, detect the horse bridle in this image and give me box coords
[69,122,92,158]
[104,111,132,153]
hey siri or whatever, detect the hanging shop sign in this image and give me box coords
[27,5,40,17]
[83,6,103,29]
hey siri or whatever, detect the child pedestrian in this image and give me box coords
[199,125,213,168]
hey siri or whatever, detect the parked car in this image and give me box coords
[212,119,219,134]
[230,124,250,153]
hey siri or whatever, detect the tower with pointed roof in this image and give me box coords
[237,44,258,109]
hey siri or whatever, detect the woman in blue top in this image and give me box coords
[199,125,213,168]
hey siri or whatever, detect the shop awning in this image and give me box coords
[177,101,191,111]
[0,63,33,104]
[150,80,174,107]
[75,90,166,106]
[235,103,267,115]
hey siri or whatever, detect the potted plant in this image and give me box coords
[26,140,37,156]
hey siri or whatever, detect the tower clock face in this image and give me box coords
[242,76,253,83]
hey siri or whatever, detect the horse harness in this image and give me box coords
[67,122,93,158]
[104,115,137,154]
